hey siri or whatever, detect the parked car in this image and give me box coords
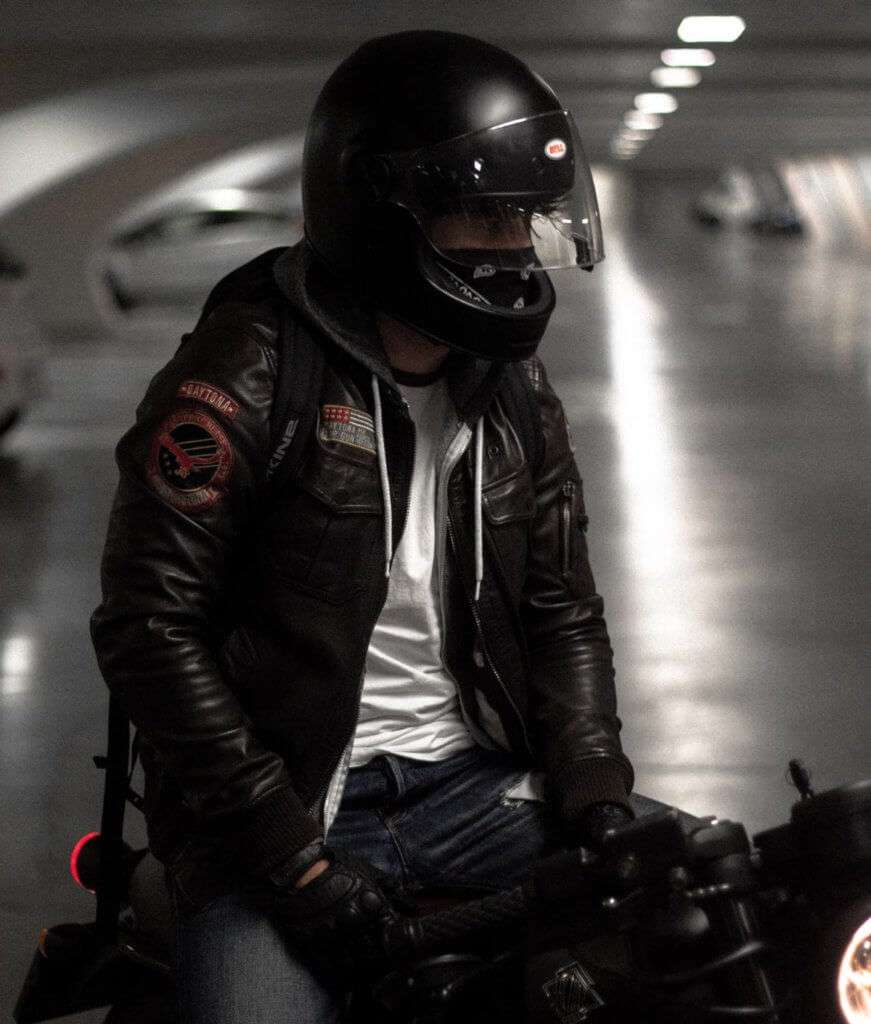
[692,167,761,228]
[0,242,47,441]
[692,167,804,236]
[103,189,303,312]
[748,208,804,237]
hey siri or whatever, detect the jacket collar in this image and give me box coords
[273,241,505,425]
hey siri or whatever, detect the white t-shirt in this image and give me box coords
[349,375,476,767]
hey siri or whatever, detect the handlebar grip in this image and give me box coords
[385,884,529,961]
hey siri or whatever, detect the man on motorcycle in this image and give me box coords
[91,30,642,1023]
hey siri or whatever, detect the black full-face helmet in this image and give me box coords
[302,31,604,362]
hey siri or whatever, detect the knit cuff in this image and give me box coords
[239,785,323,878]
[552,757,633,826]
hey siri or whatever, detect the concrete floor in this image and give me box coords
[1,201,870,1017]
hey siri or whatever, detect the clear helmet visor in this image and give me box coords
[381,109,603,271]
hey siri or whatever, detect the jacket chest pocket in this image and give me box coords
[481,468,536,596]
[262,439,383,604]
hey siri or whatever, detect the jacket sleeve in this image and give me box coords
[90,311,321,875]
[519,357,635,825]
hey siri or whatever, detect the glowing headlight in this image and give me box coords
[839,916,871,1023]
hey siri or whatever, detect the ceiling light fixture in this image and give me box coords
[651,67,701,88]
[624,110,664,130]
[677,16,746,43]
[617,129,651,143]
[635,92,679,114]
[612,131,644,144]
[661,47,716,67]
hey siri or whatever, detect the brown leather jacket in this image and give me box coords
[91,243,633,893]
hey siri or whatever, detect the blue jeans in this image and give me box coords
[175,746,676,1023]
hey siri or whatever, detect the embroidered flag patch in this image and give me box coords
[319,404,376,454]
[176,380,240,419]
[147,409,233,511]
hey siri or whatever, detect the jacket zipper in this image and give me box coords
[447,514,534,757]
[313,669,364,836]
[560,478,575,580]
[436,423,495,748]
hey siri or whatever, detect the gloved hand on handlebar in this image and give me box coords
[255,840,399,984]
[571,801,635,852]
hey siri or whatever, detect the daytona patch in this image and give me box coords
[176,380,240,419]
[147,409,233,511]
[319,404,376,454]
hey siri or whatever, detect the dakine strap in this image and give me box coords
[94,694,130,941]
[264,290,325,496]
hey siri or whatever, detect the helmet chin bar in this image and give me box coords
[362,213,556,363]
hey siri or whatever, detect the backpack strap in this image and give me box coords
[264,285,325,495]
[94,694,131,942]
[179,245,325,493]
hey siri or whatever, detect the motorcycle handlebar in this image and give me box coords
[380,813,691,963]
[385,883,530,961]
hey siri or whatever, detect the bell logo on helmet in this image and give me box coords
[545,138,567,160]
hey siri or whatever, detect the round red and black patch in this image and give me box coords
[147,409,233,511]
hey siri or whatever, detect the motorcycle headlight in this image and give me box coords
[839,915,871,1023]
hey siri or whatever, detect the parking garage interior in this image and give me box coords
[1,3,869,1020]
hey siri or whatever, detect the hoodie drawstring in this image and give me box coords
[372,371,484,600]
[371,373,393,578]
[473,416,484,603]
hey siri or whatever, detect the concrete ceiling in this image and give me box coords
[2,0,869,172]
[0,1,868,335]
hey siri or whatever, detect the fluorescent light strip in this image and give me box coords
[661,48,716,67]
[651,67,701,88]
[635,92,678,114]
[677,16,746,43]
[624,110,664,130]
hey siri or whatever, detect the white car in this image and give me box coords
[0,243,47,441]
[103,189,303,312]
[693,167,803,236]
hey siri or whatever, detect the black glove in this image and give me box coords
[257,842,398,985]
[572,801,635,851]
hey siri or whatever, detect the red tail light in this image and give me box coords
[69,832,101,892]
